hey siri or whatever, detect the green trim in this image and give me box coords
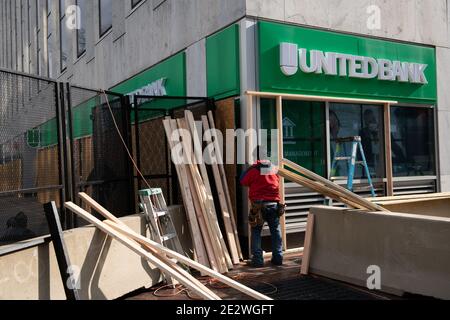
[207,24,241,100]
[258,21,437,104]
[112,52,187,111]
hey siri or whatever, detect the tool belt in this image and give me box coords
[249,202,287,228]
[277,203,287,218]
[249,202,265,228]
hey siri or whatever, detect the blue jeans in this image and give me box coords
[251,202,283,266]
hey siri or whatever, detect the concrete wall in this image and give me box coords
[308,206,450,299]
[0,214,163,300]
[247,0,450,47]
[61,0,246,90]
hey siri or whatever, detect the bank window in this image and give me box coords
[261,99,327,177]
[76,0,86,57]
[329,104,385,180]
[391,106,436,177]
[99,0,112,37]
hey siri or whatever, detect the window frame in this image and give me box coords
[59,0,68,72]
[98,0,112,38]
[389,104,437,179]
[76,0,86,58]
[131,0,142,9]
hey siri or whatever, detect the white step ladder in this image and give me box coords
[139,188,186,285]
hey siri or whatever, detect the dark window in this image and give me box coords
[99,0,112,37]
[261,99,327,177]
[329,104,385,180]
[390,106,436,177]
[37,0,41,75]
[76,0,86,57]
[131,0,142,9]
[59,0,69,71]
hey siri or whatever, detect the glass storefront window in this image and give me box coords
[260,99,326,177]
[329,104,385,179]
[391,106,436,177]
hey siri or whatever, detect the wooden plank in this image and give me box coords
[207,111,243,260]
[77,193,220,299]
[77,193,272,300]
[162,119,210,268]
[176,119,223,272]
[282,158,387,212]
[276,95,287,251]
[177,117,225,271]
[278,168,366,210]
[203,115,241,265]
[368,192,450,203]
[384,103,394,196]
[64,202,219,300]
[185,111,232,270]
[246,95,254,258]
[301,213,315,275]
[246,90,398,105]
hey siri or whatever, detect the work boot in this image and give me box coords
[271,258,283,266]
[245,260,264,268]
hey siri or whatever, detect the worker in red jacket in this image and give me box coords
[240,160,285,268]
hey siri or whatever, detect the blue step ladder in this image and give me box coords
[330,136,376,197]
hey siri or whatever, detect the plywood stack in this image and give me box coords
[162,111,242,274]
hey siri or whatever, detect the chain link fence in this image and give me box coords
[69,87,134,226]
[0,70,60,246]
[0,70,135,247]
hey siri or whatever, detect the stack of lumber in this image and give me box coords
[64,193,271,300]
[278,158,388,212]
[162,111,243,274]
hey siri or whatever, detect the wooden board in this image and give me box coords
[384,103,394,196]
[175,119,223,272]
[77,193,220,299]
[207,111,243,260]
[162,119,210,268]
[276,96,287,251]
[213,99,238,220]
[77,193,272,300]
[282,158,387,212]
[278,168,370,210]
[301,213,315,275]
[203,115,241,265]
[64,202,219,300]
[368,193,450,203]
[185,112,232,270]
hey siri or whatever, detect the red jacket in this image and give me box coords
[240,161,281,202]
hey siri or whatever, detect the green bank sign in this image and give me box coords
[259,21,437,103]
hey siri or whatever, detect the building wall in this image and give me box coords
[245,0,450,192]
[1,0,449,191]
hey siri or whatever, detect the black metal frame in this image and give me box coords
[0,69,137,254]
[44,201,80,300]
[132,95,216,205]
[67,86,135,226]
